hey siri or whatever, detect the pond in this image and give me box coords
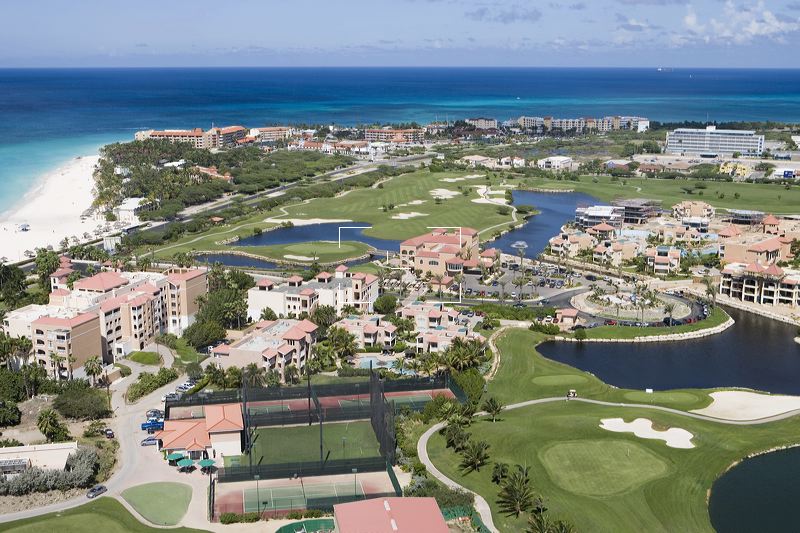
[709,447,800,533]
[538,307,800,394]
[491,190,600,257]
[195,252,374,270]
[236,222,401,251]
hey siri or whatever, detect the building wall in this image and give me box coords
[210,432,242,457]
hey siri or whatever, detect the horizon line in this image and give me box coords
[2,65,800,71]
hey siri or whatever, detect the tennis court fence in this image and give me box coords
[217,456,388,483]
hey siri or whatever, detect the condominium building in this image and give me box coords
[399,228,480,277]
[672,201,716,219]
[537,156,573,170]
[517,115,648,133]
[719,235,791,265]
[574,205,624,229]
[211,319,318,379]
[332,314,397,350]
[665,126,764,156]
[246,266,379,321]
[720,262,800,308]
[399,302,484,354]
[548,230,596,258]
[593,240,641,267]
[249,126,293,142]
[612,199,662,224]
[459,155,496,168]
[645,246,682,275]
[134,125,246,149]
[465,117,498,130]
[4,268,207,373]
[364,128,424,143]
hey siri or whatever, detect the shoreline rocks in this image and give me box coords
[554,317,734,343]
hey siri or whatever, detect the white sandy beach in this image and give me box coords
[0,155,101,262]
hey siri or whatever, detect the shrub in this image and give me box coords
[0,402,22,427]
[0,447,98,496]
[452,369,485,403]
[83,420,107,438]
[127,367,179,403]
[54,388,111,420]
[529,322,560,335]
[114,363,132,377]
[0,438,23,447]
[404,478,474,508]
[219,512,260,524]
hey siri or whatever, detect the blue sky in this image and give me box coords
[3,0,800,67]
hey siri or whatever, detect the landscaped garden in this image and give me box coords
[127,351,161,366]
[425,328,800,531]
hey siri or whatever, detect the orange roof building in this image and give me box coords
[334,497,447,533]
[158,403,243,459]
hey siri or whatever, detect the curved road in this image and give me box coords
[419,330,800,533]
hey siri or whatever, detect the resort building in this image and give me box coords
[249,126,293,142]
[645,246,682,275]
[364,128,424,143]
[135,128,219,149]
[399,301,484,354]
[536,156,573,171]
[333,497,448,533]
[459,155,495,168]
[516,115,648,133]
[211,319,318,379]
[4,268,207,372]
[113,197,155,224]
[498,156,526,168]
[574,206,624,229]
[665,126,764,156]
[719,235,791,265]
[246,267,379,321]
[612,199,662,224]
[659,224,704,244]
[399,228,480,277]
[332,314,397,350]
[0,442,79,477]
[158,403,243,460]
[719,262,800,308]
[548,230,596,258]
[465,117,498,130]
[673,200,715,220]
[726,209,765,226]
[593,240,641,267]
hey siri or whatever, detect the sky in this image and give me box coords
[3,0,800,68]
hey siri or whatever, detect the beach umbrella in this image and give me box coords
[198,459,215,468]
[167,452,185,461]
[177,458,194,468]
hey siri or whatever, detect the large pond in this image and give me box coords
[538,307,800,394]
[709,447,800,533]
[196,253,374,271]
[490,190,599,257]
[236,222,401,251]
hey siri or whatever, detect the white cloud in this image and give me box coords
[680,1,800,45]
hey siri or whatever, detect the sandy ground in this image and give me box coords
[439,174,483,183]
[397,199,427,207]
[692,391,800,420]
[262,217,351,226]
[429,188,458,199]
[391,212,428,220]
[471,185,509,206]
[283,254,315,261]
[0,155,103,262]
[600,417,695,449]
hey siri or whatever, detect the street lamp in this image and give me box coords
[254,474,260,516]
[342,437,347,461]
[352,468,358,499]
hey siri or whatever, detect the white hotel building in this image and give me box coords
[665,126,764,156]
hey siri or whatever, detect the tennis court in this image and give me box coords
[247,421,382,465]
[243,480,366,513]
[339,393,434,410]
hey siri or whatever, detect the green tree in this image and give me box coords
[242,363,266,387]
[284,364,300,384]
[310,305,338,331]
[574,328,587,343]
[183,320,226,349]
[185,361,203,381]
[327,326,358,359]
[497,465,535,517]
[491,462,510,485]
[83,356,103,387]
[259,307,278,321]
[37,408,70,442]
[459,440,490,473]
[34,249,60,291]
[482,397,504,422]
[373,294,398,315]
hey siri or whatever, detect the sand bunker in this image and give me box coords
[391,212,428,220]
[429,188,459,199]
[263,217,351,226]
[599,418,694,449]
[283,254,315,261]
[692,391,800,421]
[440,174,483,183]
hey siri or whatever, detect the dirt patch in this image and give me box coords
[0,487,84,515]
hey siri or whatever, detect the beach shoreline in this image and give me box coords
[0,155,102,263]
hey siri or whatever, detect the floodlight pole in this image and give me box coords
[254,474,261,517]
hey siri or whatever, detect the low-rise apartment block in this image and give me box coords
[246,266,379,321]
[399,301,484,354]
[720,262,800,307]
[645,246,682,275]
[249,126,293,142]
[465,117,498,130]
[719,235,791,265]
[665,126,764,156]
[211,319,317,379]
[537,156,573,170]
[574,205,624,229]
[400,228,480,277]
[134,125,246,149]
[364,128,424,143]
[612,198,662,224]
[593,240,641,267]
[333,315,397,350]
[548,230,596,258]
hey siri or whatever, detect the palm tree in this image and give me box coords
[460,440,490,473]
[432,273,444,298]
[663,302,675,325]
[66,354,76,380]
[50,352,64,380]
[497,465,535,517]
[398,281,410,299]
[499,281,508,302]
[21,364,46,399]
[37,409,61,441]
[491,462,509,484]
[482,397,504,422]
[391,358,405,375]
[443,423,470,452]
[527,514,576,533]
[0,334,13,370]
[284,364,300,385]
[328,327,358,360]
[703,275,718,307]
[84,356,103,387]
[243,363,266,387]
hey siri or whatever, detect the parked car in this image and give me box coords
[141,436,158,446]
[86,485,107,499]
[146,409,164,419]
[141,420,164,432]
[104,429,115,439]
[161,392,180,403]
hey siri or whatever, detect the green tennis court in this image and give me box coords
[243,480,366,513]
[248,403,292,415]
[338,393,433,410]
[248,421,381,465]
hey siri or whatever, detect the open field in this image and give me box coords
[121,482,193,526]
[520,174,800,213]
[427,328,800,531]
[2,498,208,533]
[236,241,372,263]
[229,420,381,467]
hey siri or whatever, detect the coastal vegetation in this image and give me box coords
[427,328,800,532]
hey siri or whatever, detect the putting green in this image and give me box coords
[121,482,193,526]
[532,375,588,386]
[623,391,702,406]
[540,440,670,497]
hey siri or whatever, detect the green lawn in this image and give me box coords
[236,240,371,263]
[520,174,800,213]
[425,327,800,531]
[3,498,208,533]
[121,482,193,526]
[571,306,729,340]
[228,421,381,467]
[128,351,161,365]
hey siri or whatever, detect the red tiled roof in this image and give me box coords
[256,278,274,288]
[204,403,244,433]
[333,497,448,533]
[166,269,205,284]
[74,271,127,292]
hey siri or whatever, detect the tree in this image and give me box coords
[327,326,358,360]
[443,423,470,452]
[185,361,203,381]
[284,364,300,385]
[260,307,278,321]
[482,397,504,422]
[373,294,398,315]
[497,465,535,517]
[310,305,338,331]
[83,356,103,387]
[460,440,490,473]
[183,320,226,349]
[703,275,718,307]
[663,302,675,325]
[20,364,47,399]
[574,328,587,342]
[34,249,60,291]
[242,363,265,387]
[527,514,576,533]
[492,462,510,484]
[50,352,64,380]
[0,264,26,305]
[224,366,242,388]
[432,274,444,298]
[37,409,70,442]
